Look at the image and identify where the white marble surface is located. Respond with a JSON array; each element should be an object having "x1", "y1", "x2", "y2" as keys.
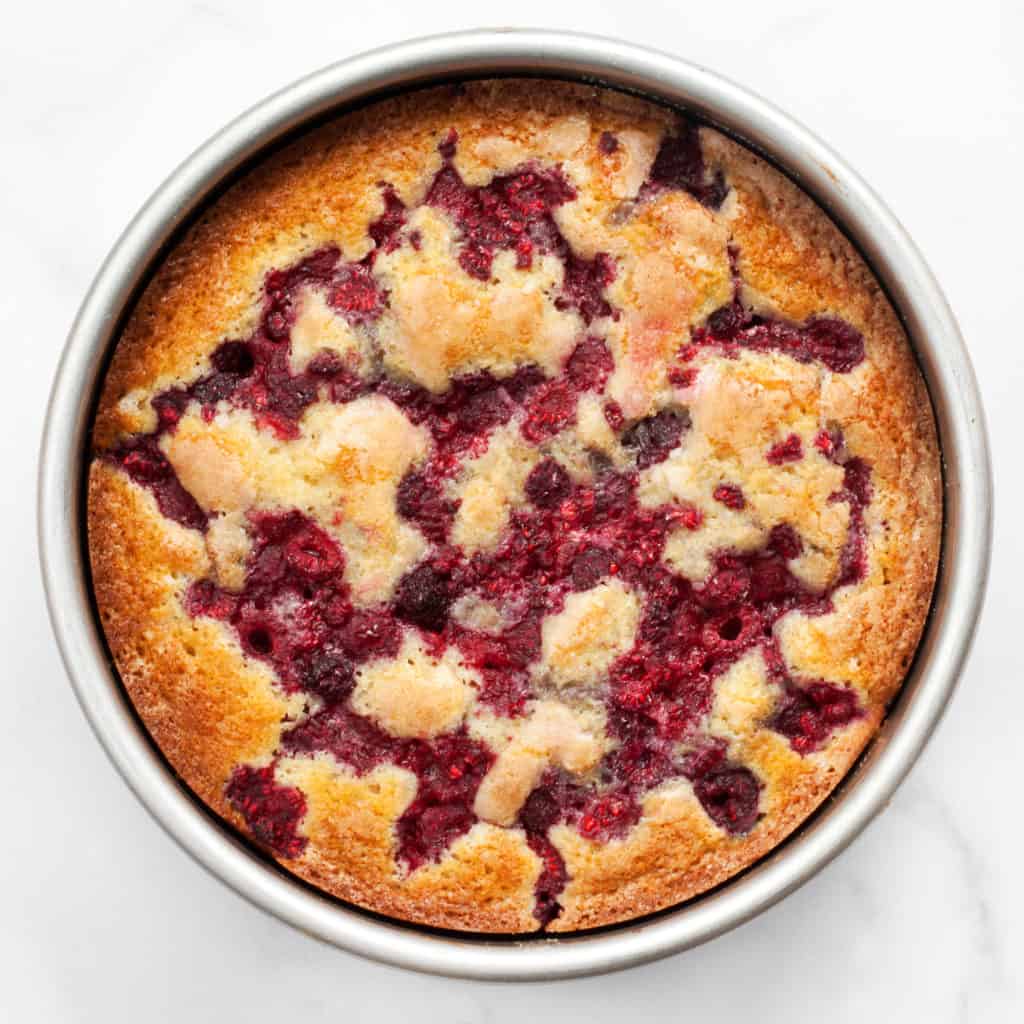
[{"x1": 3, "y1": 1, "x2": 1021, "y2": 1019}]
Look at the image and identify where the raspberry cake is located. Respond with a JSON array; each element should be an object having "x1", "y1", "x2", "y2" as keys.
[{"x1": 87, "y1": 80, "x2": 941, "y2": 933}]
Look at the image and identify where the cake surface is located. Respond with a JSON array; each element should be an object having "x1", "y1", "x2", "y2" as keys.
[{"x1": 87, "y1": 80, "x2": 941, "y2": 933}]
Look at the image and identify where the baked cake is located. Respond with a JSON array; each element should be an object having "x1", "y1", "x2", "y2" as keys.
[{"x1": 87, "y1": 80, "x2": 941, "y2": 933}]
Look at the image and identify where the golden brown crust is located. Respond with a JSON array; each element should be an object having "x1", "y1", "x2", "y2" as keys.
[
  {"x1": 87, "y1": 79, "x2": 941, "y2": 934},
  {"x1": 88, "y1": 462, "x2": 291, "y2": 816},
  {"x1": 279, "y1": 758, "x2": 539, "y2": 932},
  {"x1": 708, "y1": 131, "x2": 942, "y2": 706},
  {"x1": 549, "y1": 714, "x2": 881, "y2": 931},
  {"x1": 89, "y1": 463, "x2": 542, "y2": 932}
]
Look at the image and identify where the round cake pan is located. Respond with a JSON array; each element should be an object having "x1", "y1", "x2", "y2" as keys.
[{"x1": 38, "y1": 29, "x2": 992, "y2": 980}]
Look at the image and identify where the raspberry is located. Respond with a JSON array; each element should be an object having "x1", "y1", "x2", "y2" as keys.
[
  {"x1": 300, "y1": 649, "x2": 355, "y2": 704},
  {"x1": 772, "y1": 681, "x2": 863, "y2": 753},
  {"x1": 565, "y1": 336, "x2": 614, "y2": 390},
  {"x1": 396, "y1": 469, "x2": 456, "y2": 543},
  {"x1": 578, "y1": 792, "x2": 640, "y2": 840},
  {"x1": 698, "y1": 560, "x2": 751, "y2": 609},
  {"x1": 641, "y1": 121, "x2": 729, "y2": 209},
  {"x1": 341, "y1": 609, "x2": 402, "y2": 662},
  {"x1": 621, "y1": 409, "x2": 689, "y2": 468},
  {"x1": 603, "y1": 400, "x2": 625, "y2": 432},
  {"x1": 525, "y1": 458, "x2": 572, "y2": 508},
  {"x1": 668, "y1": 366, "x2": 699, "y2": 389},
  {"x1": 570, "y1": 547, "x2": 613, "y2": 590},
  {"x1": 693, "y1": 766, "x2": 761, "y2": 834},
  {"x1": 556, "y1": 253, "x2": 616, "y2": 324},
  {"x1": 713, "y1": 483, "x2": 745, "y2": 510},
  {"x1": 284, "y1": 524, "x2": 343, "y2": 580},
  {"x1": 225, "y1": 764, "x2": 307, "y2": 858},
  {"x1": 210, "y1": 340, "x2": 255, "y2": 375},
  {"x1": 766, "y1": 433, "x2": 804, "y2": 465},
  {"x1": 394, "y1": 564, "x2": 452, "y2": 633},
  {"x1": 521, "y1": 379, "x2": 577, "y2": 444},
  {"x1": 329, "y1": 264, "x2": 383, "y2": 322}
]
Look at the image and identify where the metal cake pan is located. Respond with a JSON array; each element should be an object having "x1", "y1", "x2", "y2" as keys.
[{"x1": 38, "y1": 29, "x2": 992, "y2": 980}]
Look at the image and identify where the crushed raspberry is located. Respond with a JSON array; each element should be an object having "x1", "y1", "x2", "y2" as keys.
[
  {"x1": 677, "y1": 504, "x2": 704, "y2": 530},
  {"x1": 183, "y1": 509, "x2": 406, "y2": 697},
  {"x1": 284, "y1": 706, "x2": 493, "y2": 870},
  {"x1": 379, "y1": 371, "x2": 527, "y2": 480},
  {"x1": 109, "y1": 437, "x2": 207, "y2": 531},
  {"x1": 695, "y1": 304, "x2": 865, "y2": 373},
  {"x1": 328, "y1": 264, "x2": 383, "y2": 321},
  {"x1": 556, "y1": 252, "x2": 616, "y2": 323},
  {"x1": 570, "y1": 546, "x2": 614, "y2": 590},
  {"x1": 472, "y1": 667, "x2": 533, "y2": 718},
  {"x1": 669, "y1": 366, "x2": 699, "y2": 389},
  {"x1": 832, "y1": 457, "x2": 873, "y2": 587},
  {"x1": 184, "y1": 579, "x2": 236, "y2": 620},
  {"x1": 713, "y1": 483, "x2": 746, "y2": 510},
  {"x1": 521, "y1": 379, "x2": 578, "y2": 443},
  {"x1": 427, "y1": 136, "x2": 618, "y2": 322},
  {"x1": 814, "y1": 426, "x2": 844, "y2": 459},
  {"x1": 641, "y1": 121, "x2": 729, "y2": 209},
  {"x1": 604, "y1": 717, "x2": 681, "y2": 791},
  {"x1": 426, "y1": 159, "x2": 575, "y2": 280},
  {"x1": 525, "y1": 458, "x2": 572, "y2": 508},
  {"x1": 225, "y1": 764, "x2": 307, "y2": 858},
  {"x1": 437, "y1": 128, "x2": 458, "y2": 160},
  {"x1": 393, "y1": 732, "x2": 494, "y2": 870},
  {"x1": 338, "y1": 608, "x2": 398, "y2": 657},
  {"x1": 603, "y1": 400, "x2": 625, "y2": 432},
  {"x1": 681, "y1": 739, "x2": 728, "y2": 781},
  {"x1": 110, "y1": 239, "x2": 396, "y2": 459},
  {"x1": 841, "y1": 456, "x2": 873, "y2": 507},
  {"x1": 518, "y1": 771, "x2": 589, "y2": 922},
  {"x1": 691, "y1": 248, "x2": 864, "y2": 373},
  {"x1": 396, "y1": 469, "x2": 458, "y2": 543},
  {"x1": 366, "y1": 184, "x2": 407, "y2": 256},
  {"x1": 578, "y1": 791, "x2": 642, "y2": 841},
  {"x1": 283, "y1": 702, "x2": 393, "y2": 774},
  {"x1": 692, "y1": 766, "x2": 762, "y2": 834},
  {"x1": 527, "y1": 833, "x2": 569, "y2": 924},
  {"x1": 565, "y1": 336, "x2": 614, "y2": 391},
  {"x1": 621, "y1": 409, "x2": 690, "y2": 468},
  {"x1": 766, "y1": 434, "x2": 804, "y2": 465},
  {"x1": 772, "y1": 681, "x2": 864, "y2": 753},
  {"x1": 598, "y1": 131, "x2": 619, "y2": 155},
  {"x1": 769, "y1": 523, "x2": 803, "y2": 560}
]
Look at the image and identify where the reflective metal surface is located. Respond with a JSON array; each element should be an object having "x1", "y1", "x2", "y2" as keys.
[{"x1": 38, "y1": 30, "x2": 992, "y2": 980}]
